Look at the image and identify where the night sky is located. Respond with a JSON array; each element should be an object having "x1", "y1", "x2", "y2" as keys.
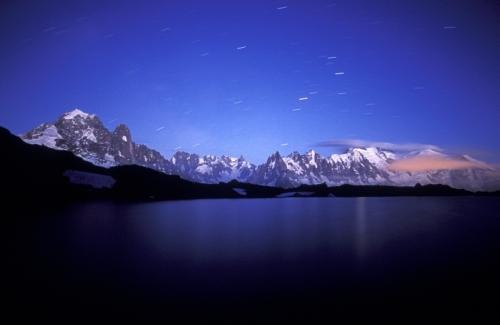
[{"x1": 1, "y1": 0, "x2": 499, "y2": 163}]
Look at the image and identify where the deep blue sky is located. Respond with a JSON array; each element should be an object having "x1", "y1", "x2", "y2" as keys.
[{"x1": 1, "y1": 0, "x2": 499, "y2": 163}]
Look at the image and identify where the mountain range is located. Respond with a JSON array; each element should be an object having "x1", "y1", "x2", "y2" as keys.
[{"x1": 21, "y1": 109, "x2": 500, "y2": 191}]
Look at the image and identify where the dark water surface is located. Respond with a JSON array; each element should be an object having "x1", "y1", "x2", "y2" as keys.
[{"x1": 7, "y1": 197, "x2": 500, "y2": 322}]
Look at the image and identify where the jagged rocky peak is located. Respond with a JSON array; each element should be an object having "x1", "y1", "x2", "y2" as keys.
[
  {"x1": 172, "y1": 150, "x2": 198, "y2": 162},
  {"x1": 287, "y1": 151, "x2": 301, "y2": 159},
  {"x1": 219, "y1": 155, "x2": 249, "y2": 167},
  {"x1": 111, "y1": 124, "x2": 135, "y2": 164},
  {"x1": 220, "y1": 155, "x2": 232, "y2": 162},
  {"x1": 61, "y1": 108, "x2": 96, "y2": 121},
  {"x1": 113, "y1": 124, "x2": 132, "y2": 143},
  {"x1": 23, "y1": 109, "x2": 113, "y2": 164},
  {"x1": 53, "y1": 109, "x2": 103, "y2": 133},
  {"x1": 204, "y1": 154, "x2": 219, "y2": 163},
  {"x1": 21, "y1": 108, "x2": 173, "y2": 170},
  {"x1": 306, "y1": 149, "x2": 321, "y2": 165},
  {"x1": 265, "y1": 151, "x2": 289, "y2": 170},
  {"x1": 231, "y1": 155, "x2": 251, "y2": 168},
  {"x1": 236, "y1": 155, "x2": 254, "y2": 168},
  {"x1": 268, "y1": 151, "x2": 283, "y2": 161},
  {"x1": 171, "y1": 151, "x2": 201, "y2": 175}
]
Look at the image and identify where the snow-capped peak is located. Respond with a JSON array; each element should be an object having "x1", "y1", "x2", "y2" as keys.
[
  {"x1": 328, "y1": 147, "x2": 395, "y2": 170},
  {"x1": 269, "y1": 151, "x2": 282, "y2": 159},
  {"x1": 306, "y1": 149, "x2": 318, "y2": 168},
  {"x1": 306, "y1": 149, "x2": 317, "y2": 159},
  {"x1": 355, "y1": 147, "x2": 393, "y2": 164},
  {"x1": 410, "y1": 148, "x2": 445, "y2": 157},
  {"x1": 63, "y1": 108, "x2": 95, "y2": 120}
]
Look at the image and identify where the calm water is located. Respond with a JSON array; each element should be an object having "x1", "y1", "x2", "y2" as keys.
[{"x1": 7, "y1": 197, "x2": 500, "y2": 322}]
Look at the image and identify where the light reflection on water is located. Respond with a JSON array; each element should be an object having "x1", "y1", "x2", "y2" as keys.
[
  {"x1": 59, "y1": 196, "x2": 483, "y2": 267},
  {"x1": 355, "y1": 197, "x2": 367, "y2": 262},
  {"x1": 11, "y1": 196, "x2": 500, "y2": 316}
]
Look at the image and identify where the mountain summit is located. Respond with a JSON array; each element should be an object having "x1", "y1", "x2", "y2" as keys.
[
  {"x1": 23, "y1": 109, "x2": 173, "y2": 172},
  {"x1": 21, "y1": 109, "x2": 499, "y2": 191}
]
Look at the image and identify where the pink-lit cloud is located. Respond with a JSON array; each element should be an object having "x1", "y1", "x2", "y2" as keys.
[{"x1": 388, "y1": 155, "x2": 492, "y2": 172}]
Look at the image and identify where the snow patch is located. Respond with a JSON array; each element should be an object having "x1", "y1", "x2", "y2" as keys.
[
  {"x1": 283, "y1": 157, "x2": 304, "y2": 174},
  {"x1": 23, "y1": 125, "x2": 62, "y2": 149},
  {"x1": 307, "y1": 150, "x2": 318, "y2": 168},
  {"x1": 233, "y1": 188, "x2": 247, "y2": 196},
  {"x1": 102, "y1": 153, "x2": 116, "y2": 167},
  {"x1": 63, "y1": 109, "x2": 93, "y2": 120},
  {"x1": 196, "y1": 164, "x2": 212, "y2": 174},
  {"x1": 82, "y1": 128, "x2": 97, "y2": 142}
]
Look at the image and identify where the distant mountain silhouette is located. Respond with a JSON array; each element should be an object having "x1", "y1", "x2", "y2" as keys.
[
  {"x1": 1, "y1": 126, "x2": 498, "y2": 207},
  {"x1": 21, "y1": 109, "x2": 500, "y2": 191}
]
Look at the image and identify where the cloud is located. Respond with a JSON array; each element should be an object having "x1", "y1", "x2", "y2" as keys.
[
  {"x1": 316, "y1": 139, "x2": 441, "y2": 152},
  {"x1": 298, "y1": 97, "x2": 309, "y2": 101},
  {"x1": 281, "y1": 143, "x2": 289, "y2": 146},
  {"x1": 388, "y1": 156, "x2": 491, "y2": 172},
  {"x1": 317, "y1": 138, "x2": 495, "y2": 172},
  {"x1": 155, "y1": 126, "x2": 165, "y2": 132}
]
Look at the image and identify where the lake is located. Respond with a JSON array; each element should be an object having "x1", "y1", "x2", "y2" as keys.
[{"x1": 7, "y1": 197, "x2": 500, "y2": 322}]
